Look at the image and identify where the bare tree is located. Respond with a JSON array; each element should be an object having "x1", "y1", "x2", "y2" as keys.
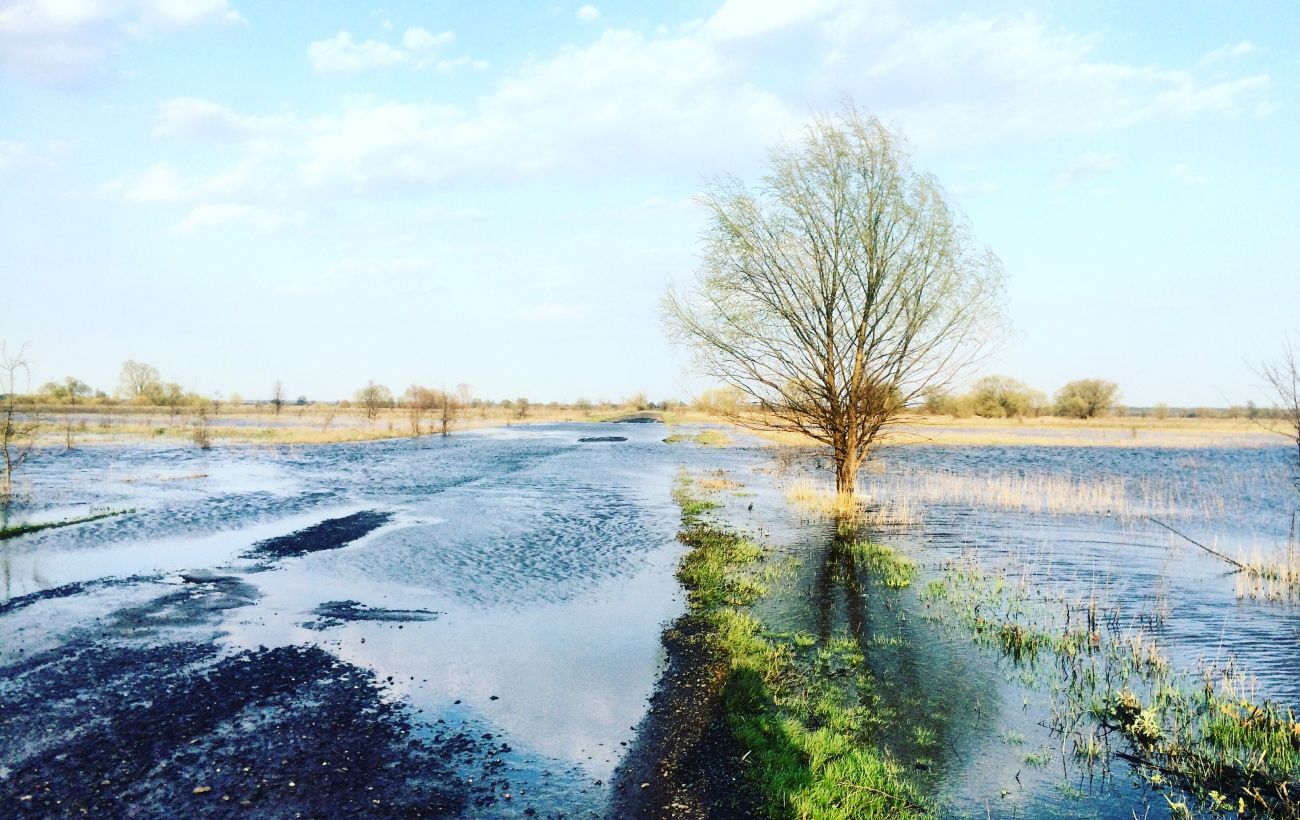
[
  {"x1": 1261, "y1": 337, "x2": 1300, "y2": 468},
  {"x1": 119, "y1": 360, "x2": 161, "y2": 401},
  {"x1": 271, "y1": 380, "x2": 285, "y2": 415},
  {"x1": 192, "y1": 406, "x2": 212, "y2": 450},
  {"x1": 2, "y1": 344, "x2": 39, "y2": 498},
  {"x1": 403, "y1": 385, "x2": 437, "y2": 436},
  {"x1": 664, "y1": 106, "x2": 1006, "y2": 495},
  {"x1": 355, "y1": 380, "x2": 394, "y2": 422},
  {"x1": 438, "y1": 389, "x2": 460, "y2": 437}
]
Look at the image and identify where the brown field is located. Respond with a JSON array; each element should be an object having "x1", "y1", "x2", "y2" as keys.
[{"x1": 753, "y1": 414, "x2": 1288, "y2": 449}]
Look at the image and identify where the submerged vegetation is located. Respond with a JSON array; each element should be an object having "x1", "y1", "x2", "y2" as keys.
[
  {"x1": 921, "y1": 559, "x2": 1300, "y2": 816},
  {"x1": 0, "y1": 508, "x2": 134, "y2": 541},
  {"x1": 671, "y1": 472, "x2": 927, "y2": 818}
]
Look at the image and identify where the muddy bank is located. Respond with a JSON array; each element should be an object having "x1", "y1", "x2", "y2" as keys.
[
  {"x1": 0, "y1": 555, "x2": 510, "y2": 818},
  {"x1": 1, "y1": 642, "x2": 475, "y2": 817},
  {"x1": 609, "y1": 613, "x2": 759, "y2": 819}
]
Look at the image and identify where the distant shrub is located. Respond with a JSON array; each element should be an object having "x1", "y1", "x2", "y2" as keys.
[
  {"x1": 968, "y1": 375, "x2": 1039, "y2": 418},
  {"x1": 1054, "y1": 379, "x2": 1119, "y2": 419}
]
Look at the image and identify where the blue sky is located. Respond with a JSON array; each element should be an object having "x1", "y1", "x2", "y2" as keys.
[{"x1": 1, "y1": 0, "x2": 1296, "y2": 405}]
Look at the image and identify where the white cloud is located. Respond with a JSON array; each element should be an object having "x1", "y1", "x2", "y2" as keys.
[
  {"x1": 308, "y1": 26, "x2": 465, "y2": 74},
  {"x1": 949, "y1": 180, "x2": 998, "y2": 198},
  {"x1": 0, "y1": 0, "x2": 244, "y2": 86},
  {"x1": 0, "y1": 141, "x2": 34, "y2": 174},
  {"x1": 105, "y1": 2, "x2": 1276, "y2": 234},
  {"x1": 402, "y1": 26, "x2": 454, "y2": 51},
  {"x1": 1052, "y1": 152, "x2": 1119, "y2": 189},
  {"x1": 103, "y1": 161, "x2": 190, "y2": 203},
  {"x1": 171, "y1": 203, "x2": 302, "y2": 235},
  {"x1": 810, "y1": 11, "x2": 1273, "y2": 147},
  {"x1": 1198, "y1": 41, "x2": 1256, "y2": 67},
  {"x1": 576, "y1": 5, "x2": 600, "y2": 23},
  {"x1": 1168, "y1": 163, "x2": 1208, "y2": 185},
  {"x1": 513, "y1": 302, "x2": 586, "y2": 322},
  {"x1": 277, "y1": 257, "x2": 440, "y2": 295},
  {"x1": 153, "y1": 97, "x2": 284, "y2": 141},
  {"x1": 705, "y1": 0, "x2": 829, "y2": 40}
]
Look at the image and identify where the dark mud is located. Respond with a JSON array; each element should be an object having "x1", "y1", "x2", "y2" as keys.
[
  {"x1": 610, "y1": 614, "x2": 759, "y2": 819},
  {"x1": 304, "y1": 600, "x2": 441, "y2": 630},
  {"x1": 0, "y1": 641, "x2": 475, "y2": 817},
  {"x1": 244, "y1": 510, "x2": 392, "y2": 560},
  {"x1": 0, "y1": 575, "x2": 151, "y2": 616},
  {"x1": 0, "y1": 553, "x2": 507, "y2": 818}
]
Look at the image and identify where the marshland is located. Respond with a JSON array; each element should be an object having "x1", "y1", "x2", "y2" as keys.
[
  {"x1": 6, "y1": 3, "x2": 1300, "y2": 818},
  {"x1": 3, "y1": 390, "x2": 1298, "y2": 817}
]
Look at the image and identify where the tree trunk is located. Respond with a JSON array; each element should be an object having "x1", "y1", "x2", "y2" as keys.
[{"x1": 834, "y1": 449, "x2": 860, "y2": 497}]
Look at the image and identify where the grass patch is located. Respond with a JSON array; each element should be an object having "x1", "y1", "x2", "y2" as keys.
[
  {"x1": 922, "y1": 560, "x2": 1300, "y2": 816},
  {"x1": 664, "y1": 429, "x2": 732, "y2": 447},
  {"x1": 672, "y1": 475, "x2": 926, "y2": 819},
  {"x1": 848, "y1": 541, "x2": 917, "y2": 589},
  {"x1": 0, "y1": 508, "x2": 134, "y2": 540}
]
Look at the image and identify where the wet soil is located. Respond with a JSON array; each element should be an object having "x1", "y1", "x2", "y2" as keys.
[
  {"x1": 305, "y1": 600, "x2": 441, "y2": 629},
  {"x1": 0, "y1": 567, "x2": 505, "y2": 818},
  {"x1": 609, "y1": 614, "x2": 760, "y2": 819},
  {"x1": 244, "y1": 510, "x2": 392, "y2": 560}
]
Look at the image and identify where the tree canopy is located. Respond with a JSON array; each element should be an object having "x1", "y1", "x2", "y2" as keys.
[{"x1": 665, "y1": 106, "x2": 1006, "y2": 493}]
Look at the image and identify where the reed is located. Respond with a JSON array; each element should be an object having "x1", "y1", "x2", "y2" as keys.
[
  {"x1": 859, "y1": 468, "x2": 1177, "y2": 518},
  {"x1": 785, "y1": 479, "x2": 918, "y2": 526}
]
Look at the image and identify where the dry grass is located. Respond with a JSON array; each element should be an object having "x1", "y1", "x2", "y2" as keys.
[
  {"x1": 785, "y1": 478, "x2": 918, "y2": 526},
  {"x1": 860, "y1": 469, "x2": 1176, "y2": 518},
  {"x1": 747, "y1": 414, "x2": 1286, "y2": 449},
  {"x1": 26, "y1": 405, "x2": 609, "y2": 447},
  {"x1": 1235, "y1": 541, "x2": 1300, "y2": 602},
  {"x1": 784, "y1": 467, "x2": 1183, "y2": 521}
]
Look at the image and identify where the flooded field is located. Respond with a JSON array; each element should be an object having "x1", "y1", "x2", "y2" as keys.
[
  {"x1": 0, "y1": 422, "x2": 737, "y2": 816},
  {"x1": 725, "y1": 441, "x2": 1300, "y2": 817},
  {"x1": 1, "y1": 424, "x2": 1296, "y2": 817}
]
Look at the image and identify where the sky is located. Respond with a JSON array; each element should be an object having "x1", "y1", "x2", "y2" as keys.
[{"x1": 1, "y1": 0, "x2": 1297, "y2": 406}]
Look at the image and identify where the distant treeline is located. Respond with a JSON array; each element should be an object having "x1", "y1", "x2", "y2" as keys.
[
  {"x1": 3, "y1": 361, "x2": 1287, "y2": 422},
  {"x1": 2, "y1": 360, "x2": 685, "y2": 417},
  {"x1": 919, "y1": 376, "x2": 1286, "y2": 420}
]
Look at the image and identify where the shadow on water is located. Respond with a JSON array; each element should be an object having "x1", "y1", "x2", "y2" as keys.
[{"x1": 803, "y1": 530, "x2": 997, "y2": 784}]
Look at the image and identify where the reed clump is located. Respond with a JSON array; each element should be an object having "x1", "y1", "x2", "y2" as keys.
[
  {"x1": 860, "y1": 469, "x2": 1177, "y2": 518},
  {"x1": 786, "y1": 479, "x2": 918, "y2": 526}
]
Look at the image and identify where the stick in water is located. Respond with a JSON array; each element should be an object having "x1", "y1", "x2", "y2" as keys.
[{"x1": 1144, "y1": 515, "x2": 1244, "y2": 571}]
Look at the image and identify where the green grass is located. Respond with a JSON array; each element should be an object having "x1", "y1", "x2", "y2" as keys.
[
  {"x1": 664, "y1": 429, "x2": 732, "y2": 447},
  {"x1": 0, "y1": 508, "x2": 134, "y2": 540},
  {"x1": 849, "y1": 541, "x2": 917, "y2": 589},
  {"x1": 672, "y1": 476, "x2": 927, "y2": 819},
  {"x1": 921, "y1": 560, "x2": 1300, "y2": 817}
]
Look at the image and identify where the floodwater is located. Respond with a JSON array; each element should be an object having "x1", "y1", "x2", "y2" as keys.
[
  {"x1": 2, "y1": 424, "x2": 1296, "y2": 818},
  {"x1": 0, "y1": 422, "x2": 742, "y2": 817},
  {"x1": 726, "y1": 442, "x2": 1300, "y2": 818}
]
